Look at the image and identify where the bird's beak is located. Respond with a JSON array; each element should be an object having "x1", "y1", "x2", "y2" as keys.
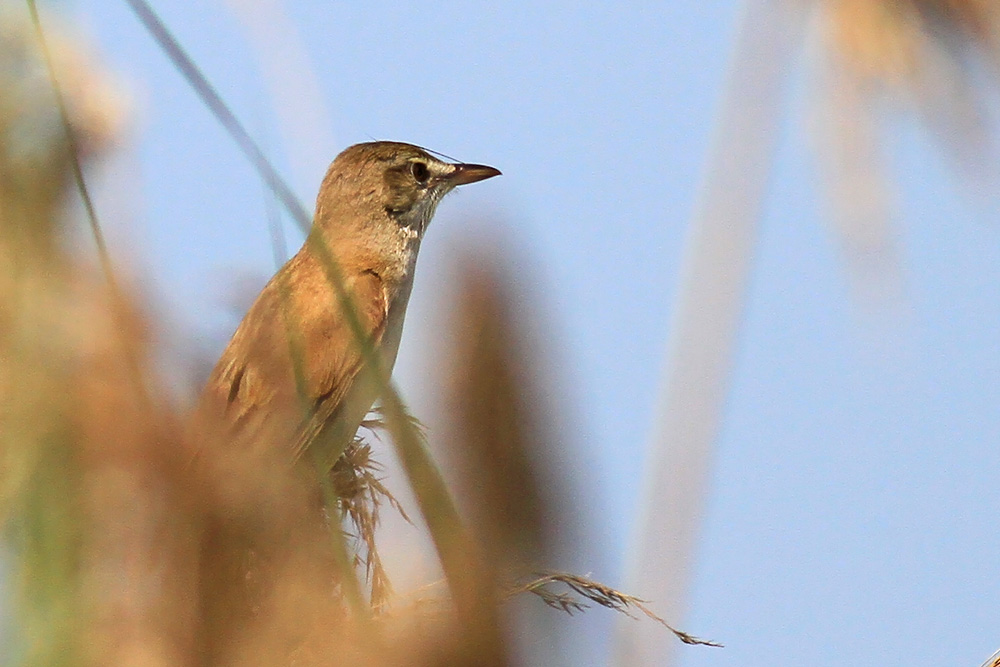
[{"x1": 448, "y1": 163, "x2": 502, "y2": 186}]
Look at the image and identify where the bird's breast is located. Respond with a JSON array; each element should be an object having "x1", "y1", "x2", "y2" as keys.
[{"x1": 378, "y1": 274, "x2": 416, "y2": 373}]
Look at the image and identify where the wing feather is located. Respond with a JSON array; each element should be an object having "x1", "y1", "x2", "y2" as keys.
[
  {"x1": 194, "y1": 254, "x2": 388, "y2": 468},
  {"x1": 291, "y1": 268, "x2": 387, "y2": 466}
]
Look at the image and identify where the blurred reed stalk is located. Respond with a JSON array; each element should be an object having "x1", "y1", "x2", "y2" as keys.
[
  {"x1": 438, "y1": 250, "x2": 555, "y2": 571},
  {"x1": 812, "y1": 0, "x2": 1000, "y2": 303},
  {"x1": 222, "y1": 0, "x2": 337, "y2": 205},
  {"x1": 614, "y1": 2, "x2": 804, "y2": 665},
  {"x1": 1, "y1": 7, "x2": 201, "y2": 666},
  {"x1": 437, "y1": 248, "x2": 720, "y2": 661}
]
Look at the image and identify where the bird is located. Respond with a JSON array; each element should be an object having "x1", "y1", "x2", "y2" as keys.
[{"x1": 193, "y1": 141, "x2": 501, "y2": 473}]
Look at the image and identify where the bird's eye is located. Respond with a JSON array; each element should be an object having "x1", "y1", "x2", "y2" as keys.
[{"x1": 410, "y1": 161, "x2": 430, "y2": 184}]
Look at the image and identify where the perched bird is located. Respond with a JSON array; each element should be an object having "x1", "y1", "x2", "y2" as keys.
[{"x1": 194, "y1": 141, "x2": 500, "y2": 472}]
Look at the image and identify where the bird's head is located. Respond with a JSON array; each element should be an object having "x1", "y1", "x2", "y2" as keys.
[{"x1": 314, "y1": 141, "x2": 500, "y2": 245}]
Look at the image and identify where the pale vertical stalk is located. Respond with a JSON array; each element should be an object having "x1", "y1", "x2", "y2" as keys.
[
  {"x1": 221, "y1": 0, "x2": 337, "y2": 200},
  {"x1": 612, "y1": 2, "x2": 805, "y2": 665}
]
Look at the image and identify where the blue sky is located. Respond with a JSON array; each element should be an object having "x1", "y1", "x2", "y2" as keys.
[{"x1": 59, "y1": 1, "x2": 1000, "y2": 665}]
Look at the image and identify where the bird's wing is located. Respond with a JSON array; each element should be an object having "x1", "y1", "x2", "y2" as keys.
[
  {"x1": 195, "y1": 278, "x2": 290, "y2": 453},
  {"x1": 289, "y1": 267, "x2": 388, "y2": 467},
  {"x1": 195, "y1": 263, "x2": 387, "y2": 466}
]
